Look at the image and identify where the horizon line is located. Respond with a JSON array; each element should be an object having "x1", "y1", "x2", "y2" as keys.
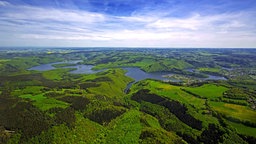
[{"x1": 1, "y1": 46, "x2": 256, "y2": 49}]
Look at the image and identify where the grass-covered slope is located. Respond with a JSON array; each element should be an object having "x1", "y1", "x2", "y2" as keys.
[{"x1": 88, "y1": 52, "x2": 192, "y2": 72}]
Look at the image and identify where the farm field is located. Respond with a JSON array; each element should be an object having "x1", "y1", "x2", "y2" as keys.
[
  {"x1": 184, "y1": 84, "x2": 229, "y2": 99},
  {"x1": 209, "y1": 102, "x2": 256, "y2": 124}
]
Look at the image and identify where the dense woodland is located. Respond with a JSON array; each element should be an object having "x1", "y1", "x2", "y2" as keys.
[{"x1": 0, "y1": 48, "x2": 256, "y2": 143}]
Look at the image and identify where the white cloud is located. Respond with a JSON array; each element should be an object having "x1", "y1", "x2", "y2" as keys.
[
  {"x1": 147, "y1": 14, "x2": 202, "y2": 30},
  {"x1": 0, "y1": 1, "x2": 9, "y2": 6},
  {"x1": 147, "y1": 12, "x2": 251, "y2": 32},
  {"x1": 0, "y1": 1, "x2": 256, "y2": 47},
  {"x1": 3, "y1": 5, "x2": 105, "y2": 24}
]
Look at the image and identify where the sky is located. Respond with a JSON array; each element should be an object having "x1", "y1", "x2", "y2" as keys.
[{"x1": 0, "y1": 0, "x2": 256, "y2": 48}]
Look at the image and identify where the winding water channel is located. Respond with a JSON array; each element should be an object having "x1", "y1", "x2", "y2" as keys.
[{"x1": 28, "y1": 61, "x2": 226, "y2": 93}]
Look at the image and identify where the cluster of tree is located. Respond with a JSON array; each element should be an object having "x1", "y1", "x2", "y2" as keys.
[
  {"x1": 1, "y1": 64, "x2": 20, "y2": 73},
  {"x1": 85, "y1": 106, "x2": 126, "y2": 125},
  {"x1": 137, "y1": 98, "x2": 246, "y2": 144},
  {"x1": 87, "y1": 76, "x2": 112, "y2": 82},
  {"x1": 59, "y1": 96, "x2": 89, "y2": 111},
  {"x1": 214, "y1": 56, "x2": 251, "y2": 67},
  {"x1": 0, "y1": 102, "x2": 52, "y2": 142},
  {"x1": 139, "y1": 101, "x2": 184, "y2": 131},
  {"x1": 0, "y1": 55, "x2": 63, "y2": 75},
  {"x1": 181, "y1": 88, "x2": 205, "y2": 99},
  {"x1": 176, "y1": 132, "x2": 199, "y2": 144},
  {"x1": 223, "y1": 88, "x2": 248, "y2": 100},
  {"x1": 45, "y1": 91, "x2": 64, "y2": 97},
  {"x1": 0, "y1": 72, "x2": 90, "y2": 94},
  {"x1": 221, "y1": 99, "x2": 248, "y2": 106},
  {"x1": 55, "y1": 107, "x2": 76, "y2": 128},
  {"x1": 239, "y1": 134, "x2": 256, "y2": 144},
  {"x1": 125, "y1": 57, "x2": 144, "y2": 64},
  {"x1": 79, "y1": 82, "x2": 100, "y2": 89},
  {"x1": 161, "y1": 100, "x2": 202, "y2": 130},
  {"x1": 169, "y1": 68, "x2": 208, "y2": 78},
  {"x1": 186, "y1": 81, "x2": 212, "y2": 87},
  {"x1": 199, "y1": 124, "x2": 225, "y2": 144},
  {"x1": 132, "y1": 89, "x2": 202, "y2": 130},
  {"x1": 185, "y1": 59, "x2": 217, "y2": 68},
  {"x1": 0, "y1": 73, "x2": 58, "y2": 89},
  {"x1": 165, "y1": 81, "x2": 184, "y2": 86},
  {"x1": 131, "y1": 89, "x2": 166, "y2": 103},
  {"x1": 139, "y1": 128, "x2": 185, "y2": 144},
  {"x1": 95, "y1": 57, "x2": 118, "y2": 64},
  {"x1": 0, "y1": 88, "x2": 78, "y2": 143},
  {"x1": 221, "y1": 114, "x2": 256, "y2": 128},
  {"x1": 178, "y1": 123, "x2": 251, "y2": 144}
]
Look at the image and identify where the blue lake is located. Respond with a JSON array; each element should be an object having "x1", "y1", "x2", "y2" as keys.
[
  {"x1": 64, "y1": 65, "x2": 102, "y2": 74},
  {"x1": 28, "y1": 61, "x2": 226, "y2": 81},
  {"x1": 123, "y1": 67, "x2": 176, "y2": 82},
  {"x1": 28, "y1": 61, "x2": 226, "y2": 93}
]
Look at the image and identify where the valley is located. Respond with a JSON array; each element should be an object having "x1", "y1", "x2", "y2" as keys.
[{"x1": 0, "y1": 48, "x2": 256, "y2": 144}]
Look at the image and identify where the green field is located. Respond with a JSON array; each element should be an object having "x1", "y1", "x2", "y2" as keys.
[
  {"x1": 92, "y1": 54, "x2": 192, "y2": 72},
  {"x1": 209, "y1": 101, "x2": 256, "y2": 124},
  {"x1": 42, "y1": 68, "x2": 74, "y2": 81},
  {"x1": 19, "y1": 94, "x2": 69, "y2": 111},
  {"x1": 226, "y1": 120, "x2": 256, "y2": 137},
  {"x1": 0, "y1": 59, "x2": 9, "y2": 67},
  {"x1": 198, "y1": 67, "x2": 222, "y2": 73},
  {"x1": 12, "y1": 86, "x2": 44, "y2": 96},
  {"x1": 184, "y1": 84, "x2": 228, "y2": 99}
]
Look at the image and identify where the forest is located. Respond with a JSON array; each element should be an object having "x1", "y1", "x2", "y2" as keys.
[{"x1": 0, "y1": 47, "x2": 256, "y2": 144}]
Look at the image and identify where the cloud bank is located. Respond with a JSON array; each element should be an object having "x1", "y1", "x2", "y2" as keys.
[{"x1": 0, "y1": 0, "x2": 256, "y2": 48}]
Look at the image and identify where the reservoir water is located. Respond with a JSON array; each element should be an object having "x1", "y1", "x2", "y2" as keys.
[
  {"x1": 64, "y1": 65, "x2": 102, "y2": 74},
  {"x1": 123, "y1": 67, "x2": 175, "y2": 82},
  {"x1": 28, "y1": 62, "x2": 63, "y2": 71},
  {"x1": 28, "y1": 61, "x2": 226, "y2": 93},
  {"x1": 28, "y1": 60, "x2": 100, "y2": 74}
]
